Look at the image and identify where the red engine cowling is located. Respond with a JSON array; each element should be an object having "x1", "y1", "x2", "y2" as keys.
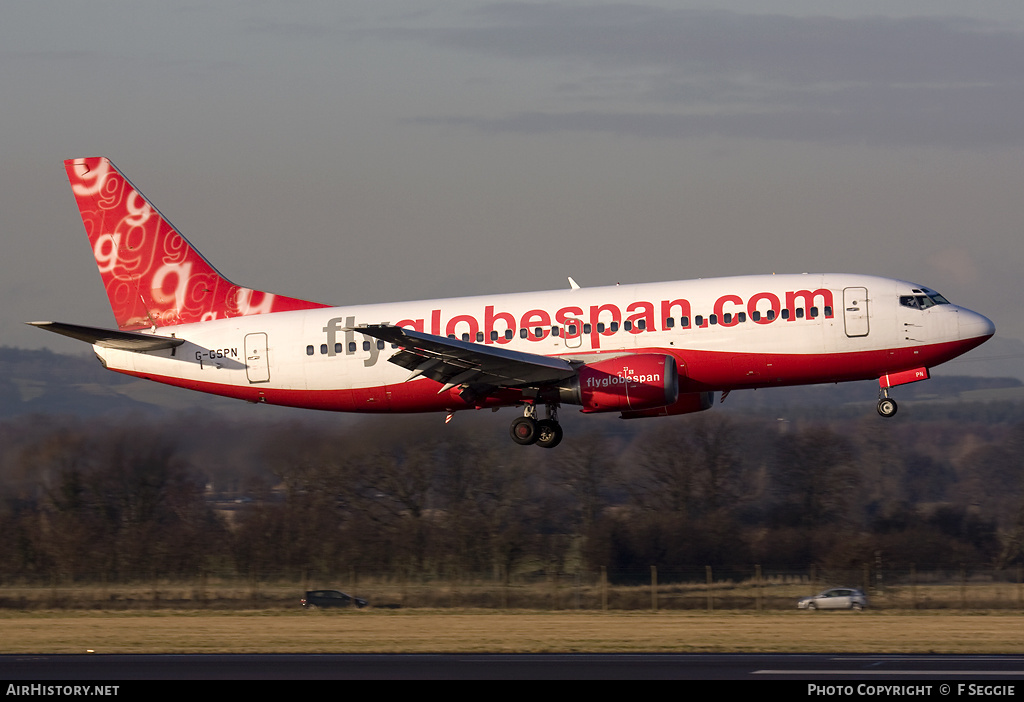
[
  {"x1": 619, "y1": 391, "x2": 715, "y2": 419},
  {"x1": 560, "y1": 354, "x2": 679, "y2": 413}
]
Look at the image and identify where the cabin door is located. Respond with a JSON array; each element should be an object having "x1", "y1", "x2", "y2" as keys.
[
  {"x1": 244, "y1": 332, "x2": 271, "y2": 383},
  {"x1": 843, "y1": 287, "x2": 870, "y2": 337}
]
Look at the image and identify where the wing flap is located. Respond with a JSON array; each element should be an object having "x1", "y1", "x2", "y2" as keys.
[{"x1": 350, "y1": 324, "x2": 577, "y2": 389}]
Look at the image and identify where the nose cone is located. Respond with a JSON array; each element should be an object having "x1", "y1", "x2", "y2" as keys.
[{"x1": 959, "y1": 308, "x2": 995, "y2": 341}]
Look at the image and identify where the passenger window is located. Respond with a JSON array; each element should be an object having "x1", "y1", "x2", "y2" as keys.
[
  {"x1": 637, "y1": 319, "x2": 646, "y2": 330},
  {"x1": 610, "y1": 322, "x2": 619, "y2": 332},
  {"x1": 320, "y1": 344, "x2": 328, "y2": 355},
  {"x1": 377, "y1": 340, "x2": 385, "y2": 350},
  {"x1": 751, "y1": 311, "x2": 761, "y2": 322},
  {"x1": 476, "y1": 332, "x2": 484, "y2": 342},
  {"x1": 723, "y1": 313, "x2": 732, "y2": 324},
  {"x1": 362, "y1": 341, "x2": 370, "y2": 351},
  {"x1": 490, "y1": 331, "x2": 498, "y2": 341},
  {"x1": 665, "y1": 318, "x2": 674, "y2": 329},
  {"x1": 766, "y1": 310, "x2": 775, "y2": 321},
  {"x1": 781, "y1": 309, "x2": 790, "y2": 320},
  {"x1": 737, "y1": 312, "x2": 746, "y2": 323},
  {"x1": 306, "y1": 345, "x2": 314, "y2": 356},
  {"x1": 505, "y1": 330, "x2": 513, "y2": 340},
  {"x1": 680, "y1": 316, "x2": 689, "y2": 327},
  {"x1": 810, "y1": 307, "x2": 818, "y2": 318},
  {"x1": 462, "y1": 333, "x2": 470, "y2": 342},
  {"x1": 349, "y1": 342, "x2": 357, "y2": 352},
  {"x1": 695, "y1": 315, "x2": 704, "y2": 326},
  {"x1": 623, "y1": 321, "x2": 632, "y2": 331},
  {"x1": 520, "y1": 329, "x2": 528, "y2": 339},
  {"x1": 796, "y1": 308, "x2": 804, "y2": 319},
  {"x1": 824, "y1": 306, "x2": 832, "y2": 316},
  {"x1": 709, "y1": 314, "x2": 718, "y2": 325},
  {"x1": 552, "y1": 327, "x2": 560, "y2": 337},
  {"x1": 597, "y1": 322, "x2": 606, "y2": 332}
]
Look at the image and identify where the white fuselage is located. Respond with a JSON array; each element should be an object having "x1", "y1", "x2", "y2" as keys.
[{"x1": 92, "y1": 273, "x2": 994, "y2": 414}]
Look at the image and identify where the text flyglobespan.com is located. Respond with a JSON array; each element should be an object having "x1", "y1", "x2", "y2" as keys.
[
  {"x1": 808, "y1": 684, "x2": 1017, "y2": 696},
  {"x1": 6, "y1": 685, "x2": 119, "y2": 696}
]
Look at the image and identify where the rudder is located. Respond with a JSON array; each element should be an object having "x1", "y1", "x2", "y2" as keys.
[{"x1": 64, "y1": 157, "x2": 328, "y2": 330}]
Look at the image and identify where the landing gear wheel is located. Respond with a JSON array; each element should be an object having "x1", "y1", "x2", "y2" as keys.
[
  {"x1": 535, "y1": 419, "x2": 563, "y2": 449},
  {"x1": 510, "y1": 416, "x2": 539, "y2": 445},
  {"x1": 877, "y1": 398, "x2": 898, "y2": 418}
]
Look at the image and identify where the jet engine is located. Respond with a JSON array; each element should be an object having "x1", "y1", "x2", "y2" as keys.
[{"x1": 559, "y1": 354, "x2": 679, "y2": 413}]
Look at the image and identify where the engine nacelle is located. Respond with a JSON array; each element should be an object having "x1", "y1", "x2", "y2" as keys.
[
  {"x1": 560, "y1": 354, "x2": 679, "y2": 413},
  {"x1": 619, "y1": 390, "x2": 715, "y2": 419}
]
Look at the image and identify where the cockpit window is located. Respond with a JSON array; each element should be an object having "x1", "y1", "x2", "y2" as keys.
[{"x1": 900, "y1": 291, "x2": 950, "y2": 310}]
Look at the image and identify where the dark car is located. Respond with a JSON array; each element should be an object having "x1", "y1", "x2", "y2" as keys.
[{"x1": 301, "y1": 590, "x2": 368, "y2": 609}]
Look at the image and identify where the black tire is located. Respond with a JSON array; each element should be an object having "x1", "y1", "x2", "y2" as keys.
[
  {"x1": 510, "y1": 416, "x2": 539, "y2": 445},
  {"x1": 877, "y1": 398, "x2": 898, "y2": 418},
  {"x1": 535, "y1": 420, "x2": 563, "y2": 449},
  {"x1": 807, "y1": 602, "x2": 816, "y2": 610}
]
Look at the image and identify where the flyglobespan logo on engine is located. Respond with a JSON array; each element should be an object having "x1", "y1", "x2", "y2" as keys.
[{"x1": 585, "y1": 371, "x2": 661, "y2": 388}]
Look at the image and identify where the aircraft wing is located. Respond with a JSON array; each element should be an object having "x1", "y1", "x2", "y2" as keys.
[
  {"x1": 26, "y1": 321, "x2": 186, "y2": 351},
  {"x1": 350, "y1": 324, "x2": 578, "y2": 392}
]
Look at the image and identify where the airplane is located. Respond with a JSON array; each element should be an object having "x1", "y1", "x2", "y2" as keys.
[{"x1": 30, "y1": 157, "x2": 995, "y2": 449}]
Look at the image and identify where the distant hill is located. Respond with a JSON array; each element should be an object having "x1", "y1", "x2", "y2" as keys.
[
  {"x1": 1, "y1": 344, "x2": 1021, "y2": 421},
  {"x1": 720, "y1": 373, "x2": 1024, "y2": 421},
  {"x1": 937, "y1": 334, "x2": 1024, "y2": 381},
  {"x1": 0, "y1": 347, "x2": 305, "y2": 420}
]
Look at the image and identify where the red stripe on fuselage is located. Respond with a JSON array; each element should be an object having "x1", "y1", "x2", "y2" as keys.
[{"x1": 111, "y1": 335, "x2": 989, "y2": 414}]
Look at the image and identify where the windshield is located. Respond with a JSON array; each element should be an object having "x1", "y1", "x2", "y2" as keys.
[{"x1": 900, "y1": 290, "x2": 950, "y2": 310}]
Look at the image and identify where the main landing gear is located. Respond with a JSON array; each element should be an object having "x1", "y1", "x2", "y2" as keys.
[
  {"x1": 509, "y1": 404, "x2": 564, "y2": 449},
  {"x1": 877, "y1": 388, "x2": 898, "y2": 418}
]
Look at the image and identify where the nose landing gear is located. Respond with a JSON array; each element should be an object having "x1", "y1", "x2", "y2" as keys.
[{"x1": 509, "y1": 404, "x2": 563, "y2": 448}]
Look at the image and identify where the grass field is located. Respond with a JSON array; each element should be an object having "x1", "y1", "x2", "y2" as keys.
[
  {"x1": 2, "y1": 610, "x2": 1023, "y2": 654},
  {"x1": 3, "y1": 576, "x2": 1022, "y2": 611}
]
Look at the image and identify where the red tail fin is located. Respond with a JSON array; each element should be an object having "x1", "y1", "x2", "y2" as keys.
[{"x1": 64, "y1": 157, "x2": 329, "y2": 330}]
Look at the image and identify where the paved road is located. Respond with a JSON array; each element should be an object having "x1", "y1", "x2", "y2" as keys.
[{"x1": 2, "y1": 653, "x2": 1023, "y2": 680}]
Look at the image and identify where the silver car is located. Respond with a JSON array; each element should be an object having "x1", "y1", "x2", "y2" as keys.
[{"x1": 797, "y1": 587, "x2": 868, "y2": 610}]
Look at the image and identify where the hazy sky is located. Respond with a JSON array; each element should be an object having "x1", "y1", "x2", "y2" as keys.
[{"x1": 4, "y1": 1, "x2": 1023, "y2": 370}]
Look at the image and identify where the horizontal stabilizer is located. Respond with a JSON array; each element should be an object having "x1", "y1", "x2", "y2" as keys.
[{"x1": 26, "y1": 321, "x2": 186, "y2": 351}]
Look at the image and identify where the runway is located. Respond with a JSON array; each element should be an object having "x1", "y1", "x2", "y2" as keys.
[{"x1": 1, "y1": 653, "x2": 1022, "y2": 680}]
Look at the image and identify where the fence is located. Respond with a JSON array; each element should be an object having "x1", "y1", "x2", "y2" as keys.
[{"x1": 1, "y1": 564, "x2": 1022, "y2": 610}]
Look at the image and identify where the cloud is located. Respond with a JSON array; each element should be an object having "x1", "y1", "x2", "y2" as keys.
[
  {"x1": 387, "y1": 4, "x2": 1024, "y2": 147},
  {"x1": 450, "y1": 6, "x2": 1024, "y2": 84},
  {"x1": 925, "y1": 248, "x2": 980, "y2": 287}
]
